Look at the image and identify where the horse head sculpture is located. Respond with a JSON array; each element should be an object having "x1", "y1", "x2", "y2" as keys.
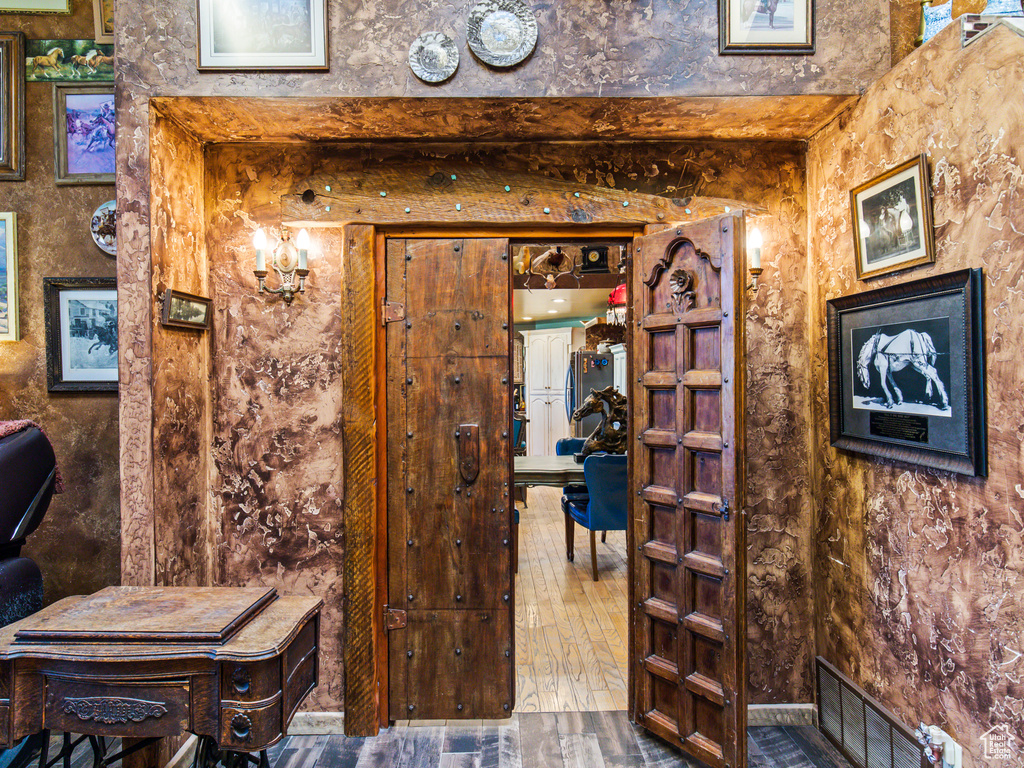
[{"x1": 572, "y1": 385, "x2": 628, "y2": 457}]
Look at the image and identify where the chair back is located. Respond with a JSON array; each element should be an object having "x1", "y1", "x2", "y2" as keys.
[
  {"x1": 555, "y1": 437, "x2": 586, "y2": 456},
  {"x1": 512, "y1": 413, "x2": 527, "y2": 452},
  {"x1": 0, "y1": 427, "x2": 56, "y2": 556},
  {"x1": 582, "y1": 453, "x2": 628, "y2": 532}
]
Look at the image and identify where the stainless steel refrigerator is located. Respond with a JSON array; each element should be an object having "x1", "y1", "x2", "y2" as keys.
[{"x1": 564, "y1": 349, "x2": 616, "y2": 438}]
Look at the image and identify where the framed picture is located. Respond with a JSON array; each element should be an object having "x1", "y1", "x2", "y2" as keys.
[
  {"x1": 93, "y1": 0, "x2": 114, "y2": 43},
  {"x1": 26, "y1": 40, "x2": 114, "y2": 82},
  {"x1": 196, "y1": 0, "x2": 328, "y2": 70},
  {"x1": 160, "y1": 289, "x2": 213, "y2": 331},
  {"x1": 53, "y1": 84, "x2": 114, "y2": 185},
  {"x1": 0, "y1": 0, "x2": 71, "y2": 12},
  {"x1": 719, "y1": 0, "x2": 814, "y2": 53},
  {"x1": 43, "y1": 277, "x2": 118, "y2": 392},
  {"x1": 0, "y1": 212, "x2": 17, "y2": 342},
  {"x1": 827, "y1": 269, "x2": 986, "y2": 477},
  {"x1": 0, "y1": 32, "x2": 25, "y2": 181},
  {"x1": 851, "y1": 155, "x2": 935, "y2": 280}
]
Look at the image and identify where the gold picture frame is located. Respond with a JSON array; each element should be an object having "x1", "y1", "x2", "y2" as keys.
[
  {"x1": 93, "y1": 0, "x2": 114, "y2": 44},
  {"x1": 0, "y1": 32, "x2": 25, "y2": 181},
  {"x1": 0, "y1": 0, "x2": 71, "y2": 12}
]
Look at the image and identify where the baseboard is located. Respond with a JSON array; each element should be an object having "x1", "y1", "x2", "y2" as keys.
[
  {"x1": 166, "y1": 734, "x2": 197, "y2": 768},
  {"x1": 288, "y1": 711, "x2": 346, "y2": 734},
  {"x1": 748, "y1": 703, "x2": 817, "y2": 727}
]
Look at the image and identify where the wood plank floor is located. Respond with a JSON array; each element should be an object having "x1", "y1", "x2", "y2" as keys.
[
  {"x1": 514, "y1": 486, "x2": 629, "y2": 713},
  {"x1": 261, "y1": 718, "x2": 853, "y2": 768}
]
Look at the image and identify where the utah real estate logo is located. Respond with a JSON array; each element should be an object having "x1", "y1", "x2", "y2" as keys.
[{"x1": 981, "y1": 723, "x2": 1015, "y2": 761}]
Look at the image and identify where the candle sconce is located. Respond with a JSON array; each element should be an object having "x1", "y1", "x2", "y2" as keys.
[
  {"x1": 253, "y1": 227, "x2": 310, "y2": 306},
  {"x1": 747, "y1": 226, "x2": 764, "y2": 292}
]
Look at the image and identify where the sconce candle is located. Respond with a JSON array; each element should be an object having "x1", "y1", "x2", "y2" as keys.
[
  {"x1": 253, "y1": 228, "x2": 267, "y2": 272},
  {"x1": 296, "y1": 228, "x2": 310, "y2": 271},
  {"x1": 748, "y1": 226, "x2": 762, "y2": 270}
]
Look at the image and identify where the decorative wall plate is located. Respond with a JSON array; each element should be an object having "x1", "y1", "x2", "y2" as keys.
[
  {"x1": 467, "y1": 0, "x2": 537, "y2": 68},
  {"x1": 90, "y1": 199, "x2": 116, "y2": 256},
  {"x1": 409, "y1": 32, "x2": 459, "y2": 83}
]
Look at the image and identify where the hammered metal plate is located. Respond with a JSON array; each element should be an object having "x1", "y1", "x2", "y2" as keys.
[
  {"x1": 466, "y1": 0, "x2": 538, "y2": 68},
  {"x1": 409, "y1": 31, "x2": 460, "y2": 83}
]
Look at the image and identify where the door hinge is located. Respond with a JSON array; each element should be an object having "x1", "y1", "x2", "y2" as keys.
[
  {"x1": 714, "y1": 497, "x2": 730, "y2": 522},
  {"x1": 382, "y1": 298, "x2": 405, "y2": 325},
  {"x1": 384, "y1": 606, "x2": 407, "y2": 631}
]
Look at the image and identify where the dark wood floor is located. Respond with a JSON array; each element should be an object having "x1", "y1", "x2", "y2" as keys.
[{"x1": 262, "y1": 714, "x2": 852, "y2": 768}]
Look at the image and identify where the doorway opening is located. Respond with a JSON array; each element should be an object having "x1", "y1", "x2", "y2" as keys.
[{"x1": 509, "y1": 237, "x2": 632, "y2": 713}]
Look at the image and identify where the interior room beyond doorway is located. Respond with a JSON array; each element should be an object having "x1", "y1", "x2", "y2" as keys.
[{"x1": 511, "y1": 239, "x2": 630, "y2": 713}]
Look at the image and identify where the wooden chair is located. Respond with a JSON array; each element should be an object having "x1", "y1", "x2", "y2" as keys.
[{"x1": 561, "y1": 453, "x2": 627, "y2": 581}]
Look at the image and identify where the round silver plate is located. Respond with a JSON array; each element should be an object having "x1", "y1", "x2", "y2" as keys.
[
  {"x1": 409, "y1": 31, "x2": 460, "y2": 84},
  {"x1": 467, "y1": 0, "x2": 538, "y2": 68},
  {"x1": 91, "y1": 200, "x2": 116, "y2": 256}
]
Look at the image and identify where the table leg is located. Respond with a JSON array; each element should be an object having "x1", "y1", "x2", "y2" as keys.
[{"x1": 120, "y1": 739, "x2": 162, "y2": 768}]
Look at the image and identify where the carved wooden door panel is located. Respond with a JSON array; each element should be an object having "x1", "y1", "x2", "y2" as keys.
[
  {"x1": 386, "y1": 237, "x2": 514, "y2": 721},
  {"x1": 630, "y1": 215, "x2": 746, "y2": 768}
]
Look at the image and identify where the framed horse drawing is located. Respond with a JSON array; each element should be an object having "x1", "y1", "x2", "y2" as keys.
[{"x1": 827, "y1": 269, "x2": 986, "y2": 476}]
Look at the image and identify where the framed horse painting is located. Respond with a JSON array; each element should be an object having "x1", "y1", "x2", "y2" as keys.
[
  {"x1": 53, "y1": 84, "x2": 115, "y2": 184},
  {"x1": 850, "y1": 154, "x2": 935, "y2": 280},
  {"x1": 827, "y1": 269, "x2": 986, "y2": 476}
]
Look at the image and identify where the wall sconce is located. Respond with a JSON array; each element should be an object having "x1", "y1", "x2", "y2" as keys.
[
  {"x1": 747, "y1": 226, "x2": 763, "y2": 291},
  {"x1": 253, "y1": 227, "x2": 309, "y2": 305}
]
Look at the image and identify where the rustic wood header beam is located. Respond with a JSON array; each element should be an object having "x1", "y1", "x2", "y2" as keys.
[{"x1": 281, "y1": 165, "x2": 758, "y2": 228}]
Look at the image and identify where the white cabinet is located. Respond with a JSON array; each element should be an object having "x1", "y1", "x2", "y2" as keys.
[
  {"x1": 523, "y1": 328, "x2": 573, "y2": 456},
  {"x1": 611, "y1": 343, "x2": 627, "y2": 397}
]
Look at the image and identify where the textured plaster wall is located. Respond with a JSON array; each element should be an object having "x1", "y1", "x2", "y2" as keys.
[
  {"x1": 195, "y1": 140, "x2": 813, "y2": 709},
  {"x1": 807, "y1": 24, "x2": 1024, "y2": 766},
  {"x1": 0, "y1": 6, "x2": 119, "y2": 603}
]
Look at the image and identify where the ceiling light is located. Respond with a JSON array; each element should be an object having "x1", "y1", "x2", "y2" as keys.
[
  {"x1": 522, "y1": 316, "x2": 533, "y2": 320},
  {"x1": 552, "y1": 298, "x2": 566, "y2": 303},
  {"x1": 547, "y1": 309, "x2": 558, "y2": 314}
]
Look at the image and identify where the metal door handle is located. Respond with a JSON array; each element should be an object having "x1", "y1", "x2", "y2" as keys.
[{"x1": 457, "y1": 424, "x2": 480, "y2": 485}]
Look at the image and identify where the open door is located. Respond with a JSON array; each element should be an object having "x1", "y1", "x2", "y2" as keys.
[
  {"x1": 385, "y1": 237, "x2": 514, "y2": 720},
  {"x1": 630, "y1": 214, "x2": 747, "y2": 768}
]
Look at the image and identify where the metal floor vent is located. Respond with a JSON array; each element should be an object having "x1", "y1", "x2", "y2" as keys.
[{"x1": 816, "y1": 657, "x2": 925, "y2": 768}]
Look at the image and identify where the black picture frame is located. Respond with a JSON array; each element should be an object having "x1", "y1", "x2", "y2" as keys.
[
  {"x1": 160, "y1": 288, "x2": 212, "y2": 331},
  {"x1": 43, "y1": 277, "x2": 118, "y2": 393},
  {"x1": 0, "y1": 32, "x2": 25, "y2": 181},
  {"x1": 827, "y1": 269, "x2": 986, "y2": 477},
  {"x1": 719, "y1": 0, "x2": 814, "y2": 54}
]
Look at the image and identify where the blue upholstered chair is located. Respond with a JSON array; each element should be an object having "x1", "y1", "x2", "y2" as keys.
[
  {"x1": 561, "y1": 453, "x2": 628, "y2": 581},
  {"x1": 555, "y1": 437, "x2": 588, "y2": 500}
]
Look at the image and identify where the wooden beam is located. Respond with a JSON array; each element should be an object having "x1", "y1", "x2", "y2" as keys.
[{"x1": 281, "y1": 164, "x2": 754, "y2": 228}]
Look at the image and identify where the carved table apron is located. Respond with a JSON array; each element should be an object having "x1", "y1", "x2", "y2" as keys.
[{"x1": 0, "y1": 589, "x2": 322, "y2": 757}]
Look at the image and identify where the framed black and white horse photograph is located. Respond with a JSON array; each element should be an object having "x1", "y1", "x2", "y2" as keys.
[
  {"x1": 828, "y1": 269, "x2": 986, "y2": 476},
  {"x1": 43, "y1": 277, "x2": 118, "y2": 392},
  {"x1": 850, "y1": 154, "x2": 935, "y2": 280}
]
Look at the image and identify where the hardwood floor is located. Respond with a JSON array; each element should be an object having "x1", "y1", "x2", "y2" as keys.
[{"x1": 514, "y1": 486, "x2": 629, "y2": 713}]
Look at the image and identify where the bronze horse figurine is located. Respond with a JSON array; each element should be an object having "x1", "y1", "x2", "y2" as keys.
[{"x1": 572, "y1": 386, "x2": 628, "y2": 457}]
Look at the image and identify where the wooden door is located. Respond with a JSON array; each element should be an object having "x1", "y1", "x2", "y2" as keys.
[
  {"x1": 630, "y1": 215, "x2": 747, "y2": 768},
  {"x1": 386, "y1": 237, "x2": 514, "y2": 721}
]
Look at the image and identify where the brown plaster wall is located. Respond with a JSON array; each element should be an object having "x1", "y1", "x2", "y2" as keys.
[
  {"x1": 196, "y1": 140, "x2": 813, "y2": 709},
  {"x1": 0, "y1": 6, "x2": 119, "y2": 603},
  {"x1": 807, "y1": 24, "x2": 1024, "y2": 766}
]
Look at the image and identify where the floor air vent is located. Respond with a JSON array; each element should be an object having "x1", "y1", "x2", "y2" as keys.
[{"x1": 816, "y1": 657, "x2": 925, "y2": 768}]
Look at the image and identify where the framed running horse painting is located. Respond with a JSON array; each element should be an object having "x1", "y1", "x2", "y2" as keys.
[{"x1": 827, "y1": 269, "x2": 986, "y2": 477}]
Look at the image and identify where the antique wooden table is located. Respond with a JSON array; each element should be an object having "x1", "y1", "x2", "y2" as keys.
[
  {"x1": 513, "y1": 454, "x2": 586, "y2": 486},
  {"x1": 0, "y1": 586, "x2": 322, "y2": 767}
]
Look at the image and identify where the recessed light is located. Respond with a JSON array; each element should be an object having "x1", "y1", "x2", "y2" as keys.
[
  {"x1": 547, "y1": 309, "x2": 559, "y2": 314},
  {"x1": 552, "y1": 298, "x2": 566, "y2": 303},
  {"x1": 522, "y1": 316, "x2": 533, "y2": 320}
]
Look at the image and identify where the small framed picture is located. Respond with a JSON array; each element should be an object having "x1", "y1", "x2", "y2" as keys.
[
  {"x1": 0, "y1": 0, "x2": 71, "y2": 12},
  {"x1": 160, "y1": 289, "x2": 213, "y2": 331},
  {"x1": 93, "y1": 0, "x2": 114, "y2": 43},
  {"x1": 26, "y1": 40, "x2": 114, "y2": 82},
  {"x1": 53, "y1": 84, "x2": 115, "y2": 185},
  {"x1": 827, "y1": 269, "x2": 985, "y2": 477},
  {"x1": 850, "y1": 155, "x2": 935, "y2": 280},
  {"x1": 43, "y1": 277, "x2": 118, "y2": 392},
  {"x1": 0, "y1": 212, "x2": 18, "y2": 342},
  {"x1": 719, "y1": 0, "x2": 814, "y2": 53},
  {"x1": 0, "y1": 32, "x2": 25, "y2": 181},
  {"x1": 196, "y1": 0, "x2": 328, "y2": 70}
]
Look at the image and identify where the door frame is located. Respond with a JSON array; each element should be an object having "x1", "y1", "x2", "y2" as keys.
[{"x1": 281, "y1": 166, "x2": 751, "y2": 737}]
